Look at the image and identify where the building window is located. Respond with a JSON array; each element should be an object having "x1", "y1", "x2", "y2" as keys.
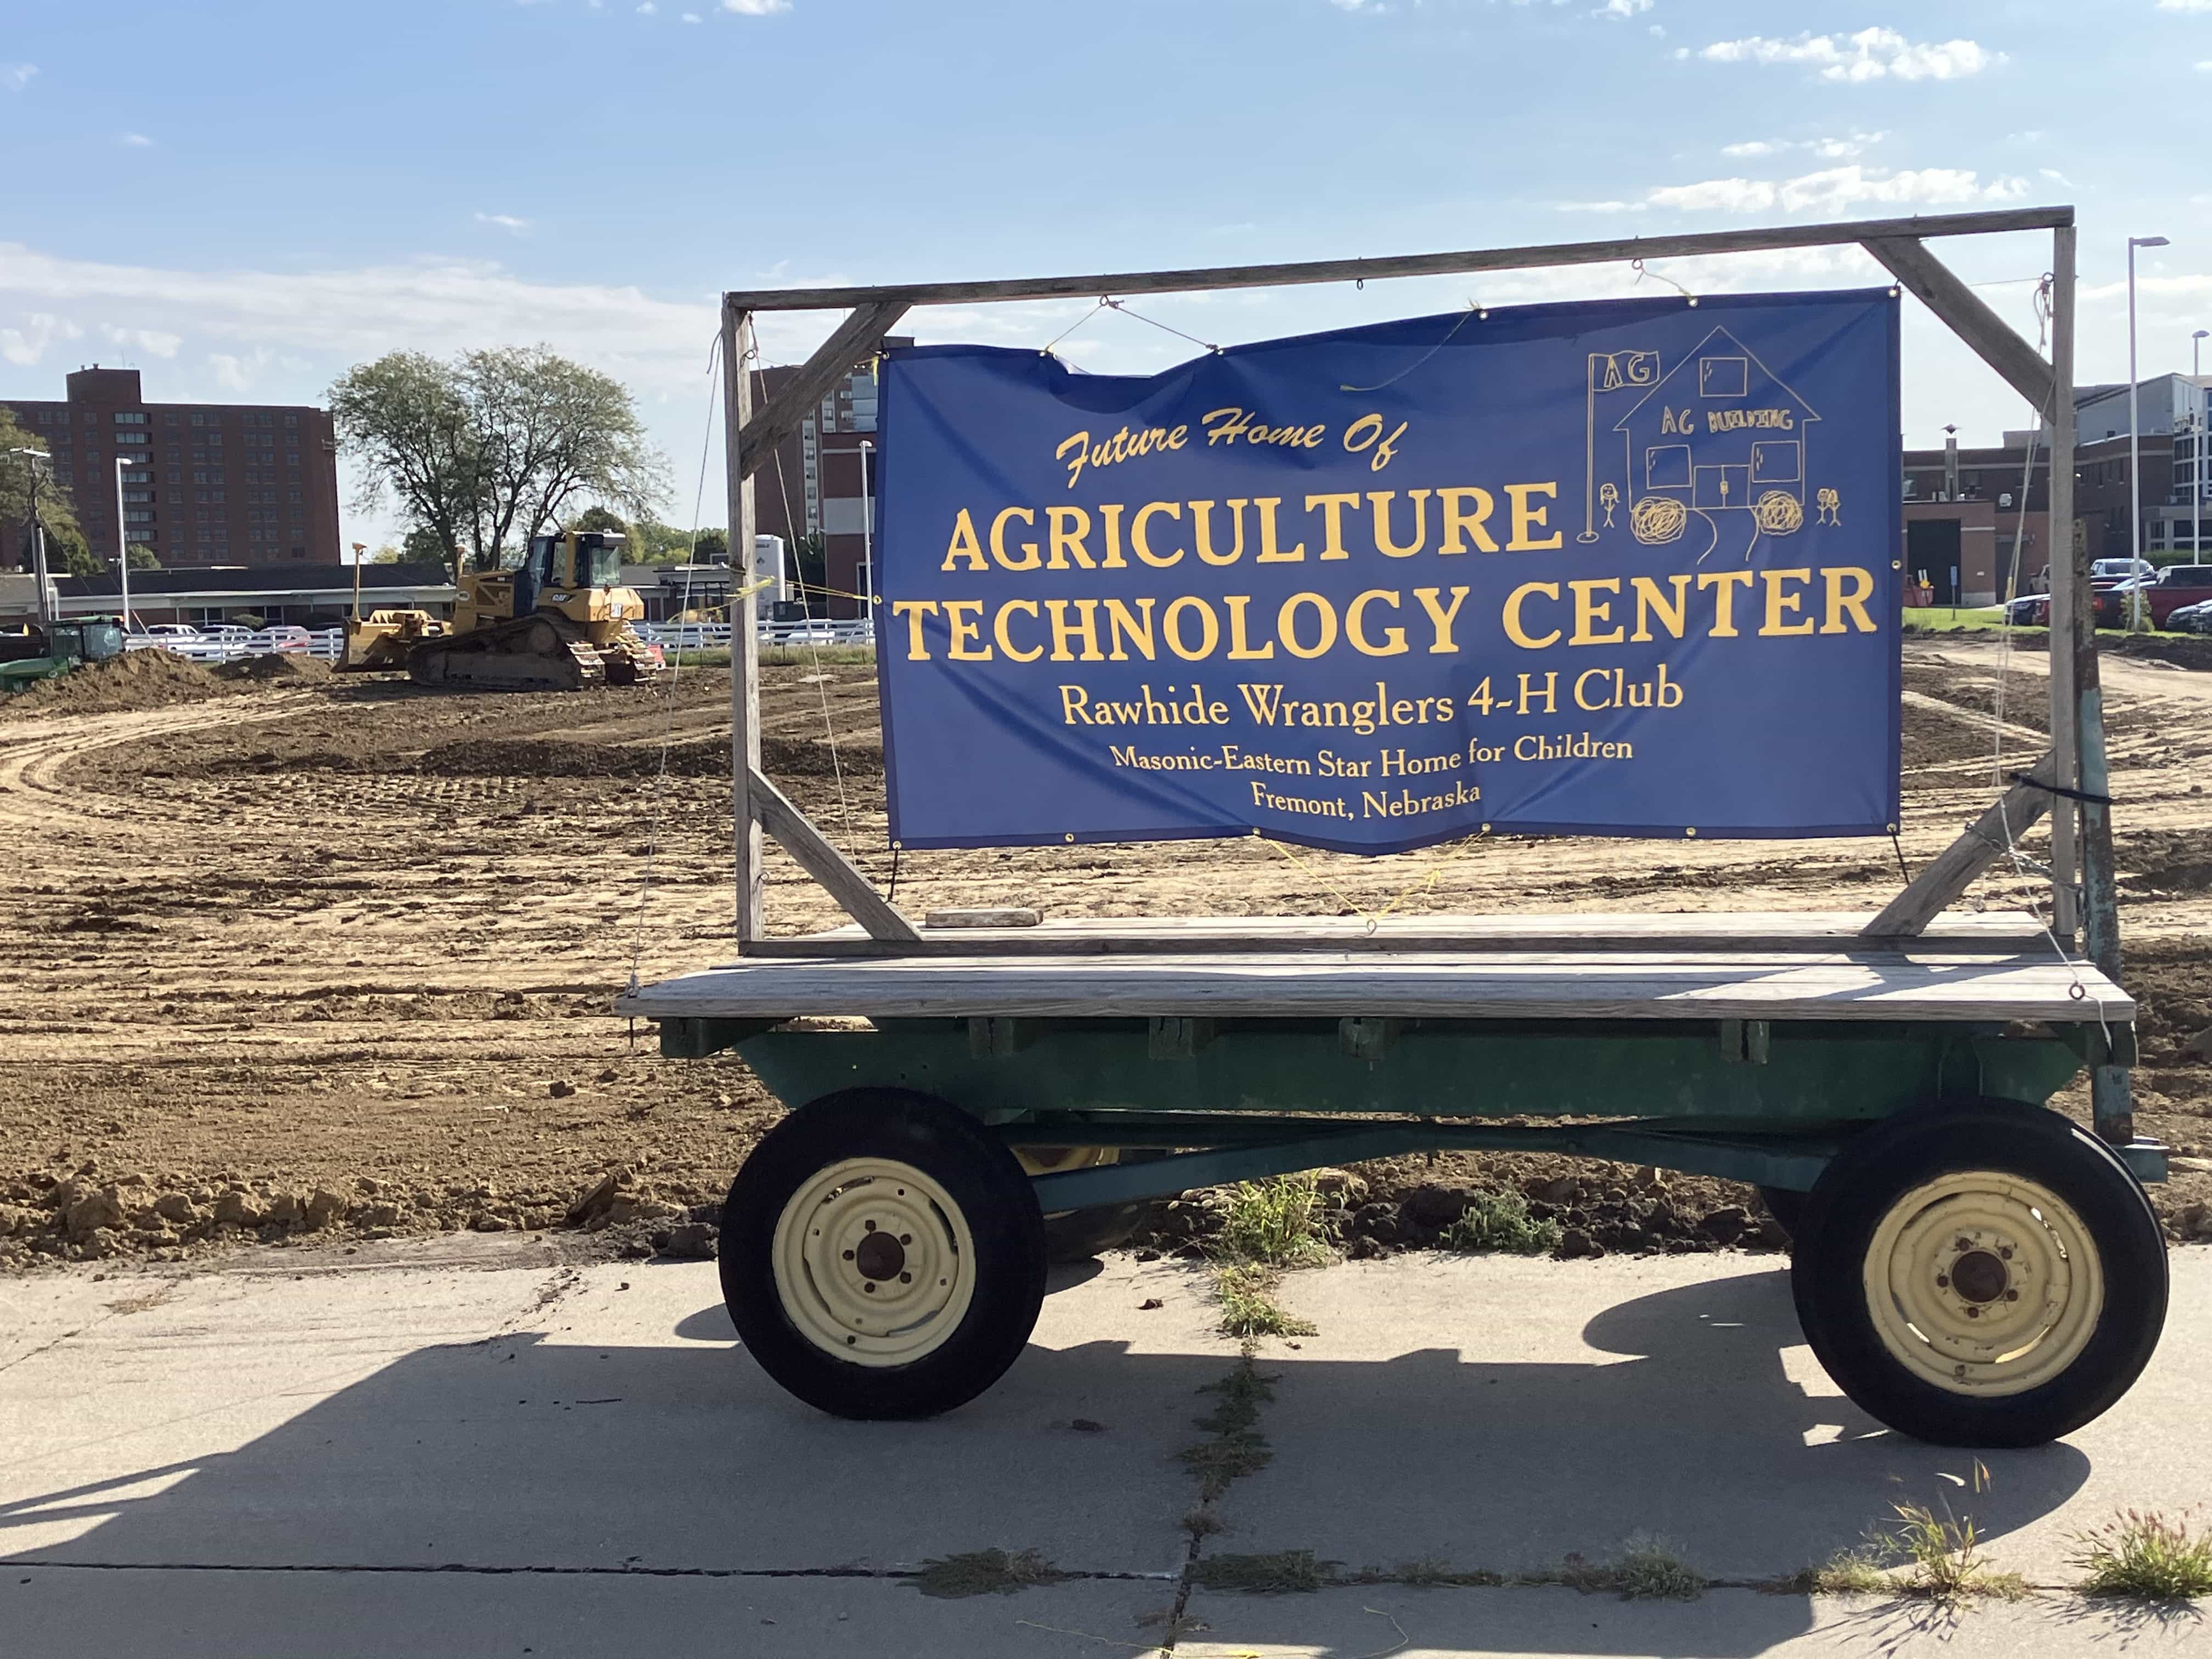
[
  {"x1": 284, "y1": 414, "x2": 298, "y2": 428},
  {"x1": 211, "y1": 490, "x2": 224, "y2": 503},
  {"x1": 113, "y1": 411, "x2": 147, "y2": 425},
  {"x1": 288, "y1": 490, "x2": 301, "y2": 504}
]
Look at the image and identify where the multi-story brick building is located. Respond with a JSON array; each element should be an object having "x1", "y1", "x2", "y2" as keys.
[
  {"x1": 748, "y1": 340, "x2": 907, "y2": 618},
  {"x1": 2, "y1": 366, "x2": 341, "y2": 569}
]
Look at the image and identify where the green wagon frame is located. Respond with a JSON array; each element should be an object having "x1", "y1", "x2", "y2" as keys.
[{"x1": 619, "y1": 207, "x2": 2168, "y2": 1447}]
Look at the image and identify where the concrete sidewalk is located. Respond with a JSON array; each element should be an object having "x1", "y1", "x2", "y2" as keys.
[{"x1": 2, "y1": 1240, "x2": 2206, "y2": 1656}]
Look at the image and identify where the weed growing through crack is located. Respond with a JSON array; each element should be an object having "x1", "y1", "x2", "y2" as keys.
[
  {"x1": 1886, "y1": 1500, "x2": 2026, "y2": 1601},
  {"x1": 1214, "y1": 1175, "x2": 1338, "y2": 1268},
  {"x1": 1383, "y1": 1557, "x2": 1507, "y2": 1588},
  {"x1": 1214, "y1": 1263, "x2": 1318, "y2": 1340},
  {"x1": 1533, "y1": 1535, "x2": 1706, "y2": 1600},
  {"x1": 1190, "y1": 1550, "x2": 1339, "y2": 1593},
  {"x1": 2071, "y1": 1509, "x2": 2212, "y2": 1600},
  {"x1": 1178, "y1": 1358, "x2": 1277, "y2": 1500},
  {"x1": 912, "y1": 1548, "x2": 1066, "y2": 1598},
  {"x1": 1767, "y1": 1547, "x2": 1893, "y2": 1596},
  {"x1": 1439, "y1": 1190, "x2": 1563, "y2": 1256}
]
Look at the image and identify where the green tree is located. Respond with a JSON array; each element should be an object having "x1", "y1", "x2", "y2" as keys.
[
  {"x1": 693, "y1": 529, "x2": 729, "y2": 563},
  {"x1": 126, "y1": 543, "x2": 160, "y2": 570},
  {"x1": 328, "y1": 352, "x2": 485, "y2": 567},
  {"x1": 399, "y1": 524, "x2": 453, "y2": 568},
  {"x1": 569, "y1": 504, "x2": 631, "y2": 543},
  {"x1": 0, "y1": 410, "x2": 93, "y2": 575},
  {"x1": 625, "y1": 515, "x2": 718, "y2": 563}
]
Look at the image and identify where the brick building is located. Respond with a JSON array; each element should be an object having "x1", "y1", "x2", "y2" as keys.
[
  {"x1": 748, "y1": 339, "x2": 909, "y2": 618},
  {"x1": 2, "y1": 366, "x2": 341, "y2": 570}
]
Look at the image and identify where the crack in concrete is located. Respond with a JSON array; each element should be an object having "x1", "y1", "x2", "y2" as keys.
[{"x1": 7, "y1": 1559, "x2": 1180, "y2": 1582}]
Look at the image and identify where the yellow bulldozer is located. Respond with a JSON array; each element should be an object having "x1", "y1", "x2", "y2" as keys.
[{"x1": 343, "y1": 529, "x2": 660, "y2": 691}]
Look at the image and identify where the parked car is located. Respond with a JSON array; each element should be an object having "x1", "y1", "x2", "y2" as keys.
[
  {"x1": 261, "y1": 625, "x2": 315, "y2": 654},
  {"x1": 2166, "y1": 597, "x2": 2212, "y2": 635},
  {"x1": 137, "y1": 623, "x2": 200, "y2": 640},
  {"x1": 2095, "y1": 563, "x2": 2212, "y2": 629},
  {"x1": 2090, "y1": 557, "x2": 2155, "y2": 591},
  {"x1": 2002, "y1": 594, "x2": 2051, "y2": 626}
]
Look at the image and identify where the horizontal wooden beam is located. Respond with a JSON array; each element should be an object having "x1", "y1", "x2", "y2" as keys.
[
  {"x1": 1861, "y1": 236, "x2": 2056, "y2": 412},
  {"x1": 747, "y1": 765, "x2": 921, "y2": 944},
  {"x1": 732, "y1": 298, "x2": 909, "y2": 483},
  {"x1": 1862, "y1": 753, "x2": 2059, "y2": 940},
  {"x1": 724, "y1": 207, "x2": 2073, "y2": 313}
]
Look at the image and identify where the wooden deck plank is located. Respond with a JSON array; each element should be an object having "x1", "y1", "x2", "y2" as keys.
[
  {"x1": 620, "y1": 946, "x2": 2131, "y2": 1026},
  {"x1": 740, "y1": 911, "x2": 2059, "y2": 960}
]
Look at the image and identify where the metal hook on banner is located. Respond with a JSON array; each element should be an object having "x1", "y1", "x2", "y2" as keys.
[{"x1": 1632, "y1": 259, "x2": 1698, "y2": 307}]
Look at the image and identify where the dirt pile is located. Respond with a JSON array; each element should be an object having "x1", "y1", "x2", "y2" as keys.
[
  {"x1": 3, "y1": 649, "x2": 221, "y2": 716},
  {"x1": 215, "y1": 653, "x2": 333, "y2": 683}
]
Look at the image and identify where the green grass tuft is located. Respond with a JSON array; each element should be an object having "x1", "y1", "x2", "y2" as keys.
[
  {"x1": 1886, "y1": 1500, "x2": 2025, "y2": 1601},
  {"x1": 1178, "y1": 1358, "x2": 1278, "y2": 1499},
  {"x1": 1439, "y1": 1190, "x2": 1564, "y2": 1256},
  {"x1": 2072, "y1": 1509, "x2": 2212, "y2": 1600},
  {"x1": 911, "y1": 1547, "x2": 1064, "y2": 1598},
  {"x1": 1214, "y1": 1264, "x2": 1318, "y2": 1339},
  {"x1": 1190, "y1": 1550, "x2": 1339, "y2": 1593},
  {"x1": 1214, "y1": 1175, "x2": 1338, "y2": 1268},
  {"x1": 1530, "y1": 1536, "x2": 1705, "y2": 1601}
]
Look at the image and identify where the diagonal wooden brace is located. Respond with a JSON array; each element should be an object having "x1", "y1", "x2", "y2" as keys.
[
  {"x1": 731, "y1": 298, "x2": 911, "y2": 483},
  {"x1": 1861, "y1": 237, "x2": 2056, "y2": 414},
  {"x1": 747, "y1": 765, "x2": 921, "y2": 944},
  {"x1": 1863, "y1": 752, "x2": 2059, "y2": 939}
]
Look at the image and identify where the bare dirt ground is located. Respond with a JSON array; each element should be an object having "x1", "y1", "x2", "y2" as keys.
[{"x1": 2, "y1": 634, "x2": 2207, "y2": 1270}]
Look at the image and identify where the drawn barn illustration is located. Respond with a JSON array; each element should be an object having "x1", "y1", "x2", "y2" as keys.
[{"x1": 1611, "y1": 326, "x2": 1821, "y2": 544}]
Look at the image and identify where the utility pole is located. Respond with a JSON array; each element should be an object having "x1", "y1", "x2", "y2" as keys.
[
  {"x1": 114, "y1": 453, "x2": 138, "y2": 631},
  {"x1": 6, "y1": 447, "x2": 54, "y2": 629},
  {"x1": 2126, "y1": 235, "x2": 2168, "y2": 629},
  {"x1": 2194, "y1": 329, "x2": 2208, "y2": 560}
]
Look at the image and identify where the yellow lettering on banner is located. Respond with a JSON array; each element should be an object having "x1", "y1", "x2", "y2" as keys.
[
  {"x1": 1304, "y1": 493, "x2": 1361, "y2": 562},
  {"x1": 1098, "y1": 502, "x2": 1128, "y2": 569},
  {"x1": 1046, "y1": 598, "x2": 1104, "y2": 662},
  {"x1": 1104, "y1": 597, "x2": 1157, "y2": 662},
  {"x1": 1369, "y1": 490, "x2": 1431, "y2": 558},
  {"x1": 1822, "y1": 566, "x2": 1877, "y2": 634},
  {"x1": 1045, "y1": 505, "x2": 1094, "y2": 570},
  {"x1": 990, "y1": 506, "x2": 1041, "y2": 571},
  {"x1": 1132, "y1": 501, "x2": 1184, "y2": 568},
  {"x1": 1279, "y1": 592, "x2": 1338, "y2": 659},
  {"x1": 941, "y1": 510, "x2": 986, "y2": 572},
  {"x1": 1570, "y1": 578, "x2": 1625, "y2": 646},
  {"x1": 945, "y1": 599, "x2": 991, "y2": 660},
  {"x1": 891, "y1": 599, "x2": 938, "y2": 660},
  {"x1": 994, "y1": 599, "x2": 1043, "y2": 663},
  {"x1": 1629, "y1": 574, "x2": 1691, "y2": 642},
  {"x1": 1347, "y1": 589, "x2": 1409, "y2": 656},
  {"x1": 1055, "y1": 432, "x2": 1090, "y2": 489},
  {"x1": 1412, "y1": 585, "x2": 1469, "y2": 653},
  {"x1": 1255, "y1": 497, "x2": 1306, "y2": 563},
  {"x1": 1504, "y1": 483, "x2": 1562, "y2": 551},
  {"x1": 1224, "y1": 594, "x2": 1276, "y2": 659},
  {"x1": 1503, "y1": 582, "x2": 1561, "y2": 649},
  {"x1": 1192, "y1": 499, "x2": 1250, "y2": 567},
  {"x1": 1342, "y1": 412, "x2": 1406, "y2": 471},
  {"x1": 1164, "y1": 596, "x2": 1218, "y2": 661},
  {"x1": 1760, "y1": 569, "x2": 1815, "y2": 636},
  {"x1": 1437, "y1": 487, "x2": 1499, "y2": 554},
  {"x1": 1697, "y1": 570, "x2": 1754, "y2": 637}
]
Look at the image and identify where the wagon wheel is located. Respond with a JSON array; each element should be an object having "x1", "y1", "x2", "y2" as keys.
[
  {"x1": 719, "y1": 1088, "x2": 1046, "y2": 1420},
  {"x1": 1791, "y1": 1099, "x2": 2166, "y2": 1447}
]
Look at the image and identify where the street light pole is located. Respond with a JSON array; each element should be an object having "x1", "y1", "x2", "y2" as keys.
[
  {"x1": 857, "y1": 438, "x2": 874, "y2": 629},
  {"x1": 2127, "y1": 235, "x2": 2169, "y2": 629},
  {"x1": 114, "y1": 453, "x2": 139, "y2": 631},
  {"x1": 2195, "y1": 329, "x2": 2208, "y2": 561},
  {"x1": 6, "y1": 446, "x2": 53, "y2": 628}
]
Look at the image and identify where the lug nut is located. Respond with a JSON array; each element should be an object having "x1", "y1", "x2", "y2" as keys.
[
  {"x1": 1936, "y1": 1274, "x2": 1950, "y2": 1288},
  {"x1": 900, "y1": 1272, "x2": 912, "y2": 1284}
]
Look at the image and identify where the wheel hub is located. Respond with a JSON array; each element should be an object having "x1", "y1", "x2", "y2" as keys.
[
  {"x1": 1863, "y1": 1171, "x2": 2104, "y2": 1398},
  {"x1": 771, "y1": 1158, "x2": 975, "y2": 1368}
]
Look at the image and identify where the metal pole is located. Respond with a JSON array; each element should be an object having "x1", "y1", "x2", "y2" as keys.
[
  {"x1": 859, "y1": 438, "x2": 874, "y2": 628},
  {"x1": 2195, "y1": 331, "x2": 2206, "y2": 559},
  {"x1": 2125, "y1": 235, "x2": 2168, "y2": 626},
  {"x1": 114, "y1": 455, "x2": 134, "y2": 631},
  {"x1": 721, "y1": 304, "x2": 764, "y2": 949},
  {"x1": 2046, "y1": 229, "x2": 2079, "y2": 940}
]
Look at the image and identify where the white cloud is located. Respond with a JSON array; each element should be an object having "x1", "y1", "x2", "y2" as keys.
[
  {"x1": 636, "y1": 2, "x2": 656, "y2": 10},
  {"x1": 1698, "y1": 28, "x2": 2001, "y2": 83},
  {"x1": 720, "y1": 0, "x2": 788, "y2": 12},
  {"x1": 1561, "y1": 163, "x2": 2028, "y2": 216},
  {"x1": 473, "y1": 211, "x2": 531, "y2": 234},
  {"x1": 1594, "y1": 0, "x2": 1652, "y2": 16},
  {"x1": 681, "y1": 10, "x2": 701, "y2": 19},
  {"x1": 0, "y1": 312, "x2": 82, "y2": 367},
  {"x1": 2158, "y1": 0, "x2": 2212, "y2": 11},
  {"x1": 120, "y1": 132, "x2": 154, "y2": 149},
  {"x1": 100, "y1": 324, "x2": 182, "y2": 359},
  {"x1": 2040, "y1": 167, "x2": 2073, "y2": 187},
  {"x1": 1, "y1": 64, "x2": 35, "y2": 92},
  {"x1": 1721, "y1": 140, "x2": 1776, "y2": 157},
  {"x1": 1722, "y1": 131, "x2": 1884, "y2": 162}
]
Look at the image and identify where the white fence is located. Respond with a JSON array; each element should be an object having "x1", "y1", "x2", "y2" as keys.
[
  {"x1": 126, "y1": 629, "x2": 343, "y2": 663},
  {"x1": 120, "y1": 619, "x2": 874, "y2": 665}
]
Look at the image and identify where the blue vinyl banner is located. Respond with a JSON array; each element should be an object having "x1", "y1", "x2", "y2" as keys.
[{"x1": 874, "y1": 290, "x2": 1900, "y2": 853}]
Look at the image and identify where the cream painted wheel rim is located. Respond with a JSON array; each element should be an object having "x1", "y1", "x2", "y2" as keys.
[
  {"x1": 1014, "y1": 1146, "x2": 1121, "y2": 1220},
  {"x1": 1862, "y1": 1171, "x2": 2104, "y2": 1398},
  {"x1": 771, "y1": 1158, "x2": 975, "y2": 1368}
]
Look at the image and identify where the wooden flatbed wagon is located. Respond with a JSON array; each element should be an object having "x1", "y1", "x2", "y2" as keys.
[{"x1": 619, "y1": 207, "x2": 2169, "y2": 1449}]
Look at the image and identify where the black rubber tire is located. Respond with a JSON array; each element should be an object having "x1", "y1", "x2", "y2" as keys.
[
  {"x1": 1757, "y1": 1186, "x2": 1809, "y2": 1245},
  {"x1": 719, "y1": 1088, "x2": 1047, "y2": 1420},
  {"x1": 1791, "y1": 1099, "x2": 2167, "y2": 1448}
]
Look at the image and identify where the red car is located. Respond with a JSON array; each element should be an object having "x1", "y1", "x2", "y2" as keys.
[{"x1": 2094, "y1": 565, "x2": 2212, "y2": 628}]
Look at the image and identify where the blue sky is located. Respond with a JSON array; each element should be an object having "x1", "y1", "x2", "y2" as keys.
[{"x1": 2, "y1": 0, "x2": 2208, "y2": 547}]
